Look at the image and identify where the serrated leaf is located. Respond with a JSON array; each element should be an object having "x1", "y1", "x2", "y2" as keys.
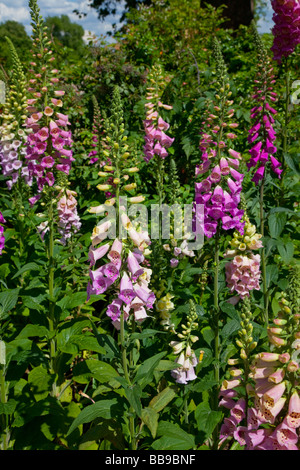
[{"x1": 0, "y1": 288, "x2": 20, "y2": 318}]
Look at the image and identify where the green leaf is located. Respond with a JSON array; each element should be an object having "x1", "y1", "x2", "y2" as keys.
[
  {"x1": 16, "y1": 324, "x2": 50, "y2": 340},
  {"x1": 133, "y1": 351, "x2": 166, "y2": 389},
  {"x1": 57, "y1": 291, "x2": 91, "y2": 311},
  {"x1": 123, "y1": 383, "x2": 142, "y2": 417},
  {"x1": 67, "y1": 398, "x2": 124, "y2": 436},
  {"x1": 72, "y1": 359, "x2": 119, "y2": 384},
  {"x1": 151, "y1": 421, "x2": 195, "y2": 450},
  {"x1": 194, "y1": 401, "x2": 223, "y2": 438},
  {"x1": 266, "y1": 264, "x2": 279, "y2": 288},
  {"x1": 28, "y1": 365, "x2": 54, "y2": 401},
  {"x1": 0, "y1": 399, "x2": 17, "y2": 415},
  {"x1": 11, "y1": 262, "x2": 40, "y2": 280},
  {"x1": 268, "y1": 212, "x2": 286, "y2": 239},
  {"x1": 283, "y1": 153, "x2": 300, "y2": 176},
  {"x1": 149, "y1": 386, "x2": 177, "y2": 412},
  {"x1": 141, "y1": 407, "x2": 159, "y2": 438},
  {"x1": 0, "y1": 288, "x2": 20, "y2": 318},
  {"x1": 277, "y1": 241, "x2": 294, "y2": 264}
]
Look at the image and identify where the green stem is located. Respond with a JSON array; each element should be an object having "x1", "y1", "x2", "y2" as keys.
[
  {"x1": 212, "y1": 223, "x2": 220, "y2": 450},
  {"x1": 120, "y1": 311, "x2": 136, "y2": 450},
  {"x1": 48, "y1": 197, "x2": 57, "y2": 397},
  {"x1": 0, "y1": 367, "x2": 8, "y2": 450},
  {"x1": 259, "y1": 176, "x2": 268, "y2": 325},
  {"x1": 214, "y1": 224, "x2": 220, "y2": 388},
  {"x1": 282, "y1": 59, "x2": 290, "y2": 175}
]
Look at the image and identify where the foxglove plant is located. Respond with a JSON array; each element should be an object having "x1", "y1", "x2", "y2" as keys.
[
  {"x1": 25, "y1": 0, "x2": 75, "y2": 202},
  {"x1": 24, "y1": 0, "x2": 81, "y2": 398},
  {"x1": 88, "y1": 95, "x2": 107, "y2": 166},
  {"x1": 195, "y1": 39, "x2": 246, "y2": 436},
  {"x1": 247, "y1": 27, "x2": 282, "y2": 184},
  {"x1": 195, "y1": 38, "x2": 245, "y2": 239},
  {"x1": 219, "y1": 266, "x2": 300, "y2": 450},
  {"x1": 224, "y1": 213, "x2": 263, "y2": 301},
  {"x1": 0, "y1": 38, "x2": 31, "y2": 190},
  {"x1": 271, "y1": 0, "x2": 300, "y2": 63},
  {"x1": 0, "y1": 212, "x2": 6, "y2": 255},
  {"x1": 87, "y1": 86, "x2": 154, "y2": 329},
  {"x1": 248, "y1": 27, "x2": 281, "y2": 324},
  {"x1": 87, "y1": 86, "x2": 155, "y2": 450},
  {"x1": 170, "y1": 300, "x2": 200, "y2": 385},
  {"x1": 143, "y1": 64, "x2": 174, "y2": 164}
]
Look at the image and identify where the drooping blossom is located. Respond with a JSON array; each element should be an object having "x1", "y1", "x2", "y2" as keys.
[
  {"x1": 57, "y1": 189, "x2": 81, "y2": 245},
  {"x1": 247, "y1": 26, "x2": 282, "y2": 184},
  {"x1": 224, "y1": 213, "x2": 262, "y2": 301},
  {"x1": 0, "y1": 38, "x2": 31, "y2": 189},
  {"x1": 0, "y1": 211, "x2": 6, "y2": 255},
  {"x1": 194, "y1": 39, "x2": 245, "y2": 239},
  {"x1": 142, "y1": 65, "x2": 174, "y2": 163},
  {"x1": 170, "y1": 300, "x2": 200, "y2": 385},
  {"x1": 24, "y1": 1, "x2": 75, "y2": 200},
  {"x1": 271, "y1": 0, "x2": 300, "y2": 63},
  {"x1": 219, "y1": 272, "x2": 300, "y2": 450}
]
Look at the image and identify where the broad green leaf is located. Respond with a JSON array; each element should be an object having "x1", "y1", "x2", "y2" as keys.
[
  {"x1": 149, "y1": 386, "x2": 177, "y2": 412},
  {"x1": 28, "y1": 365, "x2": 54, "y2": 401},
  {"x1": 16, "y1": 324, "x2": 50, "y2": 340},
  {"x1": 133, "y1": 351, "x2": 166, "y2": 389},
  {"x1": 151, "y1": 421, "x2": 195, "y2": 450},
  {"x1": 268, "y1": 212, "x2": 286, "y2": 239},
  {"x1": 72, "y1": 359, "x2": 119, "y2": 384},
  {"x1": 141, "y1": 407, "x2": 159, "y2": 438},
  {"x1": 79, "y1": 419, "x2": 124, "y2": 450},
  {"x1": 123, "y1": 382, "x2": 142, "y2": 417},
  {"x1": 59, "y1": 334, "x2": 106, "y2": 355},
  {"x1": 0, "y1": 288, "x2": 20, "y2": 318},
  {"x1": 266, "y1": 264, "x2": 279, "y2": 288},
  {"x1": 11, "y1": 262, "x2": 40, "y2": 280},
  {"x1": 277, "y1": 241, "x2": 294, "y2": 264},
  {"x1": 0, "y1": 399, "x2": 17, "y2": 415},
  {"x1": 57, "y1": 291, "x2": 92, "y2": 311},
  {"x1": 67, "y1": 398, "x2": 124, "y2": 436},
  {"x1": 194, "y1": 401, "x2": 223, "y2": 438}
]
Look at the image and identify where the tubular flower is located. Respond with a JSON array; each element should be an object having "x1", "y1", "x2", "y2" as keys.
[
  {"x1": 56, "y1": 188, "x2": 81, "y2": 245},
  {"x1": 25, "y1": 0, "x2": 74, "y2": 198},
  {"x1": 0, "y1": 38, "x2": 31, "y2": 189},
  {"x1": 87, "y1": 86, "x2": 155, "y2": 328},
  {"x1": 247, "y1": 26, "x2": 282, "y2": 184},
  {"x1": 271, "y1": 0, "x2": 300, "y2": 63},
  {"x1": 224, "y1": 212, "x2": 262, "y2": 300},
  {"x1": 88, "y1": 95, "x2": 107, "y2": 166},
  {"x1": 220, "y1": 269, "x2": 300, "y2": 450},
  {"x1": 143, "y1": 64, "x2": 174, "y2": 163},
  {"x1": 0, "y1": 211, "x2": 6, "y2": 255},
  {"x1": 170, "y1": 300, "x2": 201, "y2": 385},
  {"x1": 194, "y1": 38, "x2": 245, "y2": 239}
]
